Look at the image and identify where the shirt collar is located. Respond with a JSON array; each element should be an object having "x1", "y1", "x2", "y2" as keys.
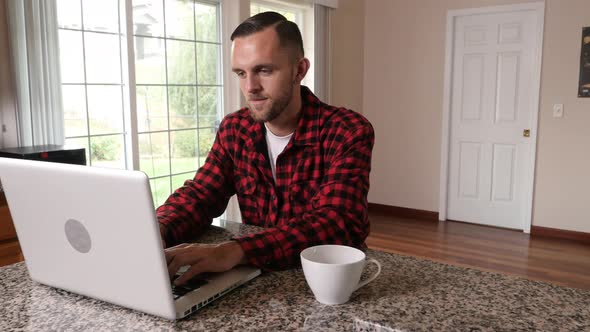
[{"x1": 291, "y1": 86, "x2": 321, "y2": 147}]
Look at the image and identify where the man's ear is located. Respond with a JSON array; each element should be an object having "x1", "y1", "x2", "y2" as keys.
[{"x1": 294, "y1": 58, "x2": 310, "y2": 83}]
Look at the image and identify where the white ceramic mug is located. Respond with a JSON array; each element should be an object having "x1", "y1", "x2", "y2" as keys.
[{"x1": 300, "y1": 245, "x2": 381, "y2": 305}]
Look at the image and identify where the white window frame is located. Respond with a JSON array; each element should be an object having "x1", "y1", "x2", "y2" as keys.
[{"x1": 56, "y1": 0, "x2": 231, "y2": 207}]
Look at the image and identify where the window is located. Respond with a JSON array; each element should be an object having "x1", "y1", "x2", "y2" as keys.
[
  {"x1": 250, "y1": 1, "x2": 299, "y2": 22},
  {"x1": 58, "y1": 0, "x2": 128, "y2": 170},
  {"x1": 57, "y1": 0, "x2": 223, "y2": 206}
]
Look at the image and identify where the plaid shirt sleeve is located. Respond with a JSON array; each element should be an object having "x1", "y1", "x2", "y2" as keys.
[
  {"x1": 156, "y1": 123, "x2": 236, "y2": 246},
  {"x1": 232, "y1": 109, "x2": 375, "y2": 270}
]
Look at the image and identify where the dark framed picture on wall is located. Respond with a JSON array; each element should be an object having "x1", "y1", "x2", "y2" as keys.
[{"x1": 579, "y1": 27, "x2": 590, "y2": 97}]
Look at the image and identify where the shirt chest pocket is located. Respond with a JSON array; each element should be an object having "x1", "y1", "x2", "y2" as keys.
[
  {"x1": 235, "y1": 174, "x2": 257, "y2": 195},
  {"x1": 235, "y1": 174, "x2": 260, "y2": 222},
  {"x1": 289, "y1": 181, "x2": 320, "y2": 214}
]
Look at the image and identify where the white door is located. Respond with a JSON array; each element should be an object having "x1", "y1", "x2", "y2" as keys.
[{"x1": 446, "y1": 8, "x2": 542, "y2": 230}]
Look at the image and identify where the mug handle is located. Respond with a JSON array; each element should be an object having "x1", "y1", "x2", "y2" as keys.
[{"x1": 354, "y1": 258, "x2": 381, "y2": 291}]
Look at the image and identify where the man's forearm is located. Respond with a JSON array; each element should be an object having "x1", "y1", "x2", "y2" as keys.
[{"x1": 223, "y1": 240, "x2": 248, "y2": 265}]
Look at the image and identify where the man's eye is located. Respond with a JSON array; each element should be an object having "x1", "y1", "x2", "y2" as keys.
[
  {"x1": 235, "y1": 72, "x2": 245, "y2": 78},
  {"x1": 260, "y1": 68, "x2": 272, "y2": 75}
]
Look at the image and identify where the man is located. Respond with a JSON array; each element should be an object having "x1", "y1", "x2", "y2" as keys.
[{"x1": 159, "y1": 12, "x2": 374, "y2": 286}]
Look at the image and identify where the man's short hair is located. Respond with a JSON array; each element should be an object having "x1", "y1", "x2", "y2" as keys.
[{"x1": 230, "y1": 11, "x2": 304, "y2": 60}]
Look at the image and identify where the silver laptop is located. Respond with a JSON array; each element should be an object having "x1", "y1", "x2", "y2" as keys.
[{"x1": 0, "y1": 157, "x2": 260, "y2": 320}]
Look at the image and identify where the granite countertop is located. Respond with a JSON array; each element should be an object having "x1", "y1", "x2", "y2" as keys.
[{"x1": 1, "y1": 220, "x2": 589, "y2": 331}]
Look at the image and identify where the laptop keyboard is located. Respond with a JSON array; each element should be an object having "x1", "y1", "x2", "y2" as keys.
[{"x1": 171, "y1": 274, "x2": 209, "y2": 299}]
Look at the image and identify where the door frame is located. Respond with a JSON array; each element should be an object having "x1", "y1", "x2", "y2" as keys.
[{"x1": 438, "y1": 2, "x2": 545, "y2": 233}]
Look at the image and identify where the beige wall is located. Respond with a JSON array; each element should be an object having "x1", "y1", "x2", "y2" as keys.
[
  {"x1": 358, "y1": 0, "x2": 590, "y2": 232},
  {"x1": 329, "y1": 0, "x2": 364, "y2": 112},
  {"x1": 533, "y1": 0, "x2": 590, "y2": 232}
]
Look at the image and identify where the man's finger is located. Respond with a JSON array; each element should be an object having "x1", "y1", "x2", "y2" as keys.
[
  {"x1": 165, "y1": 250, "x2": 175, "y2": 264},
  {"x1": 175, "y1": 263, "x2": 205, "y2": 286},
  {"x1": 169, "y1": 243, "x2": 190, "y2": 250},
  {"x1": 159, "y1": 224, "x2": 167, "y2": 247},
  {"x1": 164, "y1": 243, "x2": 190, "y2": 264},
  {"x1": 167, "y1": 255, "x2": 188, "y2": 279},
  {"x1": 168, "y1": 250, "x2": 202, "y2": 279}
]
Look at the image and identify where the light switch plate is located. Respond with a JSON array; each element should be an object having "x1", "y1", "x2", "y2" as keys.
[{"x1": 553, "y1": 104, "x2": 564, "y2": 118}]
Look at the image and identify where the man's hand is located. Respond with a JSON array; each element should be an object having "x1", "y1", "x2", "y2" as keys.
[
  {"x1": 165, "y1": 241, "x2": 247, "y2": 285},
  {"x1": 159, "y1": 223, "x2": 167, "y2": 248}
]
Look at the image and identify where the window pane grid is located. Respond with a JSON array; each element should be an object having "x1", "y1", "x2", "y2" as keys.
[
  {"x1": 162, "y1": 0, "x2": 174, "y2": 198},
  {"x1": 138, "y1": 126, "x2": 217, "y2": 135},
  {"x1": 59, "y1": 0, "x2": 223, "y2": 206},
  {"x1": 251, "y1": 2, "x2": 301, "y2": 23},
  {"x1": 63, "y1": 82, "x2": 126, "y2": 86},
  {"x1": 151, "y1": 171, "x2": 195, "y2": 181},
  {"x1": 79, "y1": 1, "x2": 91, "y2": 165},
  {"x1": 136, "y1": 83, "x2": 222, "y2": 87},
  {"x1": 59, "y1": 27, "x2": 123, "y2": 37},
  {"x1": 133, "y1": 34, "x2": 221, "y2": 45},
  {"x1": 134, "y1": 0, "x2": 222, "y2": 205},
  {"x1": 116, "y1": 1, "x2": 129, "y2": 170},
  {"x1": 67, "y1": 133, "x2": 127, "y2": 139},
  {"x1": 59, "y1": 0, "x2": 128, "y2": 169}
]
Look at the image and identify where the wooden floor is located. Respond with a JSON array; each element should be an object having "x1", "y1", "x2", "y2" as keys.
[{"x1": 367, "y1": 211, "x2": 590, "y2": 290}]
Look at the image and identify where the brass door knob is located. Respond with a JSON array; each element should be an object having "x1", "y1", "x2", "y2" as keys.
[{"x1": 523, "y1": 129, "x2": 530, "y2": 137}]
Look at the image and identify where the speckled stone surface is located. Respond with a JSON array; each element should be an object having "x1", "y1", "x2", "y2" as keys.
[{"x1": 1, "y1": 220, "x2": 589, "y2": 331}]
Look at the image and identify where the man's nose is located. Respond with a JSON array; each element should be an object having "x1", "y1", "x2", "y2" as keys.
[{"x1": 246, "y1": 75, "x2": 261, "y2": 93}]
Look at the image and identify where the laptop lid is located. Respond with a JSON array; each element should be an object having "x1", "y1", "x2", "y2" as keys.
[{"x1": 0, "y1": 158, "x2": 196, "y2": 319}]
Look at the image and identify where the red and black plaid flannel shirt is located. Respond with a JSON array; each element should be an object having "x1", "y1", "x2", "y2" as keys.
[{"x1": 157, "y1": 86, "x2": 374, "y2": 270}]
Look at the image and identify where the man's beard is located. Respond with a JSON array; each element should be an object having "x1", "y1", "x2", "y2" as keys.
[{"x1": 248, "y1": 81, "x2": 294, "y2": 123}]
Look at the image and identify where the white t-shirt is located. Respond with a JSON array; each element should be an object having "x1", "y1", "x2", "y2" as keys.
[{"x1": 264, "y1": 123, "x2": 294, "y2": 181}]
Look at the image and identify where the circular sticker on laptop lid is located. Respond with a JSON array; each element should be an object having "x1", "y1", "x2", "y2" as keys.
[{"x1": 64, "y1": 219, "x2": 92, "y2": 253}]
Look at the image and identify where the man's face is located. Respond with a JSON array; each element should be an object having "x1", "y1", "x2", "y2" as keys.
[{"x1": 231, "y1": 27, "x2": 299, "y2": 122}]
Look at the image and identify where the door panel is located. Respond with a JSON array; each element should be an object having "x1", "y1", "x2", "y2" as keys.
[
  {"x1": 447, "y1": 9, "x2": 539, "y2": 230},
  {"x1": 461, "y1": 54, "x2": 484, "y2": 120},
  {"x1": 491, "y1": 143, "x2": 516, "y2": 202},
  {"x1": 458, "y1": 142, "x2": 482, "y2": 199},
  {"x1": 496, "y1": 52, "x2": 520, "y2": 122}
]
